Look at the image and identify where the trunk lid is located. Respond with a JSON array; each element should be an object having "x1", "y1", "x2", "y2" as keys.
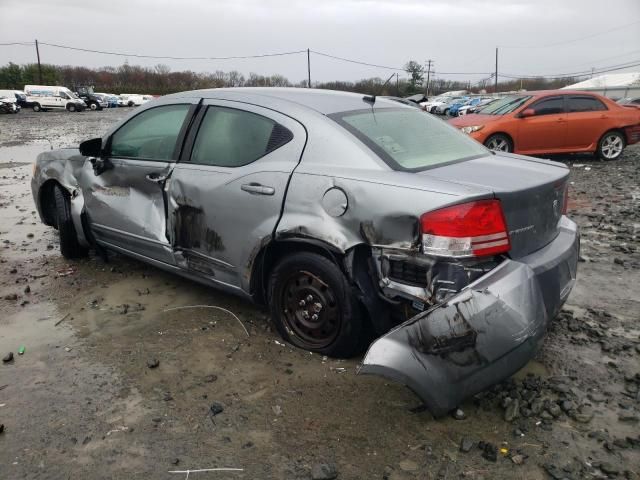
[{"x1": 421, "y1": 152, "x2": 569, "y2": 258}]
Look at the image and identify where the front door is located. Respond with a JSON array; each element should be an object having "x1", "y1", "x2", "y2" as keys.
[
  {"x1": 166, "y1": 99, "x2": 307, "y2": 291},
  {"x1": 517, "y1": 96, "x2": 567, "y2": 153},
  {"x1": 80, "y1": 101, "x2": 197, "y2": 264}
]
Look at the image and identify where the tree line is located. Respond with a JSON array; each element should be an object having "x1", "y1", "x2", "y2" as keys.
[{"x1": 0, "y1": 61, "x2": 581, "y2": 96}]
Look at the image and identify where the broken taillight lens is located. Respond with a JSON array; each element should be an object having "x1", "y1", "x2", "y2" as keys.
[{"x1": 420, "y1": 199, "x2": 511, "y2": 258}]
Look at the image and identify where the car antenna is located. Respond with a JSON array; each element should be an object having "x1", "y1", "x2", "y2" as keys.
[{"x1": 363, "y1": 95, "x2": 376, "y2": 105}]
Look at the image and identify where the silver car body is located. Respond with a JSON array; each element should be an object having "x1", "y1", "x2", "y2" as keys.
[{"x1": 31, "y1": 88, "x2": 579, "y2": 415}]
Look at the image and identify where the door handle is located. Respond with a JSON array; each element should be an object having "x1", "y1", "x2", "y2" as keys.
[
  {"x1": 145, "y1": 173, "x2": 167, "y2": 183},
  {"x1": 241, "y1": 183, "x2": 275, "y2": 196}
]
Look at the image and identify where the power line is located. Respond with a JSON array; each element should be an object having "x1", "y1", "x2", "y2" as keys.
[
  {"x1": 0, "y1": 42, "x2": 33, "y2": 46},
  {"x1": 499, "y1": 19, "x2": 640, "y2": 49},
  {"x1": 502, "y1": 59, "x2": 640, "y2": 79},
  {"x1": 36, "y1": 42, "x2": 307, "y2": 60},
  {"x1": 310, "y1": 50, "x2": 404, "y2": 71}
]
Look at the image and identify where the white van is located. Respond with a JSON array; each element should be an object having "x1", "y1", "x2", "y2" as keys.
[{"x1": 24, "y1": 85, "x2": 87, "y2": 112}]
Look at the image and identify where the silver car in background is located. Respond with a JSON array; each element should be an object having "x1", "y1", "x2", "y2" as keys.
[{"x1": 31, "y1": 88, "x2": 579, "y2": 416}]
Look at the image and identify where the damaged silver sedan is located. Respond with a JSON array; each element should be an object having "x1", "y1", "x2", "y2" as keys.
[{"x1": 31, "y1": 88, "x2": 579, "y2": 416}]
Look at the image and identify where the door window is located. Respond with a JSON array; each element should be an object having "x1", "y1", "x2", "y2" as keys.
[
  {"x1": 110, "y1": 104, "x2": 190, "y2": 160},
  {"x1": 189, "y1": 106, "x2": 292, "y2": 167},
  {"x1": 567, "y1": 96, "x2": 607, "y2": 112},
  {"x1": 529, "y1": 97, "x2": 565, "y2": 116}
]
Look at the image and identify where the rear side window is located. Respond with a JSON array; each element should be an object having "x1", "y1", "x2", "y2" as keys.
[
  {"x1": 567, "y1": 96, "x2": 607, "y2": 112},
  {"x1": 332, "y1": 108, "x2": 487, "y2": 171},
  {"x1": 530, "y1": 97, "x2": 565, "y2": 116},
  {"x1": 189, "y1": 106, "x2": 292, "y2": 167},
  {"x1": 110, "y1": 104, "x2": 190, "y2": 160}
]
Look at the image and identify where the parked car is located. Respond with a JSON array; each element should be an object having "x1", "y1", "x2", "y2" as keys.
[
  {"x1": 420, "y1": 95, "x2": 451, "y2": 114},
  {"x1": 124, "y1": 94, "x2": 152, "y2": 107},
  {"x1": 97, "y1": 93, "x2": 119, "y2": 108},
  {"x1": 0, "y1": 95, "x2": 19, "y2": 113},
  {"x1": 449, "y1": 90, "x2": 640, "y2": 160},
  {"x1": 75, "y1": 85, "x2": 107, "y2": 110},
  {"x1": 0, "y1": 89, "x2": 28, "y2": 108},
  {"x1": 459, "y1": 97, "x2": 498, "y2": 116},
  {"x1": 31, "y1": 88, "x2": 579, "y2": 416},
  {"x1": 24, "y1": 85, "x2": 87, "y2": 112},
  {"x1": 435, "y1": 96, "x2": 467, "y2": 115},
  {"x1": 448, "y1": 97, "x2": 484, "y2": 117},
  {"x1": 617, "y1": 97, "x2": 640, "y2": 108}
]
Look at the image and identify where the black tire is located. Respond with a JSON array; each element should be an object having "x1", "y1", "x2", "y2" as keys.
[
  {"x1": 443, "y1": 108, "x2": 449, "y2": 116},
  {"x1": 596, "y1": 130, "x2": 625, "y2": 161},
  {"x1": 484, "y1": 133, "x2": 513, "y2": 153},
  {"x1": 89, "y1": 102, "x2": 98, "y2": 111},
  {"x1": 32, "y1": 103, "x2": 41, "y2": 112},
  {"x1": 67, "y1": 103, "x2": 76, "y2": 112},
  {"x1": 128, "y1": 101, "x2": 134, "y2": 107},
  {"x1": 53, "y1": 185, "x2": 88, "y2": 259},
  {"x1": 268, "y1": 252, "x2": 364, "y2": 358}
]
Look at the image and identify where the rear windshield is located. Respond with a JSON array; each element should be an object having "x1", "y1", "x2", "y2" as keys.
[
  {"x1": 478, "y1": 95, "x2": 531, "y2": 115},
  {"x1": 331, "y1": 108, "x2": 488, "y2": 171}
]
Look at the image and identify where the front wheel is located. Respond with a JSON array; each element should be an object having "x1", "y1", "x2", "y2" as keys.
[
  {"x1": 484, "y1": 134, "x2": 513, "y2": 153},
  {"x1": 597, "y1": 131, "x2": 625, "y2": 161},
  {"x1": 53, "y1": 185, "x2": 88, "y2": 259},
  {"x1": 89, "y1": 102, "x2": 98, "y2": 111},
  {"x1": 268, "y1": 252, "x2": 365, "y2": 358},
  {"x1": 67, "y1": 103, "x2": 76, "y2": 112}
]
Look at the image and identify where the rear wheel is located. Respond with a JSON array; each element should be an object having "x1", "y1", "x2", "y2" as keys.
[
  {"x1": 32, "y1": 103, "x2": 41, "y2": 112},
  {"x1": 597, "y1": 131, "x2": 625, "y2": 161},
  {"x1": 89, "y1": 102, "x2": 98, "y2": 111},
  {"x1": 484, "y1": 134, "x2": 513, "y2": 153},
  {"x1": 53, "y1": 185, "x2": 88, "y2": 259},
  {"x1": 268, "y1": 252, "x2": 364, "y2": 358},
  {"x1": 443, "y1": 108, "x2": 449, "y2": 116}
]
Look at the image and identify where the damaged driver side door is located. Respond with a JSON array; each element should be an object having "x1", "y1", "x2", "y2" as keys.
[{"x1": 80, "y1": 101, "x2": 198, "y2": 264}]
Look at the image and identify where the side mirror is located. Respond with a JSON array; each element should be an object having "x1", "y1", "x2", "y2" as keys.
[
  {"x1": 79, "y1": 137, "x2": 103, "y2": 157},
  {"x1": 519, "y1": 109, "x2": 535, "y2": 118}
]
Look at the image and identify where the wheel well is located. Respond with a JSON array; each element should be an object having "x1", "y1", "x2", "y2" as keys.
[
  {"x1": 250, "y1": 239, "x2": 344, "y2": 306},
  {"x1": 39, "y1": 179, "x2": 62, "y2": 226},
  {"x1": 486, "y1": 131, "x2": 514, "y2": 149},
  {"x1": 599, "y1": 128, "x2": 626, "y2": 145}
]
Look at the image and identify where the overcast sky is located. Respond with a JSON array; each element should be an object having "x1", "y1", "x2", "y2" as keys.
[{"x1": 1, "y1": 0, "x2": 639, "y2": 84}]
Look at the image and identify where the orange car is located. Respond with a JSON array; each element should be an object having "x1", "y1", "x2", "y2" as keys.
[{"x1": 449, "y1": 90, "x2": 640, "y2": 160}]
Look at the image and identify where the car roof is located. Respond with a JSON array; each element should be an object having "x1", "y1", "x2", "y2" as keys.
[
  {"x1": 166, "y1": 87, "x2": 403, "y2": 115},
  {"x1": 505, "y1": 89, "x2": 606, "y2": 97}
]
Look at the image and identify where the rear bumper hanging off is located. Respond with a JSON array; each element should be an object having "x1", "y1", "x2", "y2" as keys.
[{"x1": 359, "y1": 216, "x2": 579, "y2": 417}]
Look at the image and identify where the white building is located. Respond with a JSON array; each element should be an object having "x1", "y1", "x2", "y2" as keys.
[{"x1": 562, "y1": 72, "x2": 640, "y2": 100}]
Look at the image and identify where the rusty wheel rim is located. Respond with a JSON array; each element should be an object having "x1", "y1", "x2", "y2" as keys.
[{"x1": 281, "y1": 270, "x2": 341, "y2": 349}]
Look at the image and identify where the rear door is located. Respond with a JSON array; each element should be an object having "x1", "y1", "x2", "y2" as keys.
[
  {"x1": 516, "y1": 96, "x2": 567, "y2": 152},
  {"x1": 166, "y1": 99, "x2": 306, "y2": 291},
  {"x1": 565, "y1": 95, "x2": 609, "y2": 149},
  {"x1": 80, "y1": 100, "x2": 198, "y2": 263}
]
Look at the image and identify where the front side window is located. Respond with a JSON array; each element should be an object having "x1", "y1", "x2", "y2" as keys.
[
  {"x1": 332, "y1": 108, "x2": 487, "y2": 171},
  {"x1": 567, "y1": 96, "x2": 607, "y2": 112},
  {"x1": 189, "y1": 106, "x2": 292, "y2": 167},
  {"x1": 530, "y1": 97, "x2": 565, "y2": 116},
  {"x1": 110, "y1": 104, "x2": 190, "y2": 160}
]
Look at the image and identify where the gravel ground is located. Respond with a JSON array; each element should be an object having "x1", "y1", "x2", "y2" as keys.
[{"x1": 0, "y1": 108, "x2": 639, "y2": 479}]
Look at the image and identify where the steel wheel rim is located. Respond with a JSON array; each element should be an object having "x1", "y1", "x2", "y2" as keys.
[
  {"x1": 601, "y1": 135, "x2": 623, "y2": 159},
  {"x1": 487, "y1": 137, "x2": 509, "y2": 151},
  {"x1": 281, "y1": 271, "x2": 341, "y2": 348}
]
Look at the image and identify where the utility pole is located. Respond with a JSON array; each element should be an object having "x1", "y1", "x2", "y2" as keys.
[
  {"x1": 35, "y1": 39, "x2": 43, "y2": 84},
  {"x1": 494, "y1": 47, "x2": 498, "y2": 93},
  {"x1": 425, "y1": 59, "x2": 432, "y2": 97},
  {"x1": 307, "y1": 49, "x2": 311, "y2": 88}
]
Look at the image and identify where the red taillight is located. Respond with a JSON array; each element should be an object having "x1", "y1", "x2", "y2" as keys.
[{"x1": 420, "y1": 200, "x2": 511, "y2": 257}]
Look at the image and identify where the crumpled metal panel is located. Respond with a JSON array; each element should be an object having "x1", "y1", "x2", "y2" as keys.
[{"x1": 359, "y1": 218, "x2": 579, "y2": 417}]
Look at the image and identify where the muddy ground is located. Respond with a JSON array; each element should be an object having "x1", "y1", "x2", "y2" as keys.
[{"x1": 0, "y1": 108, "x2": 639, "y2": 479}]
